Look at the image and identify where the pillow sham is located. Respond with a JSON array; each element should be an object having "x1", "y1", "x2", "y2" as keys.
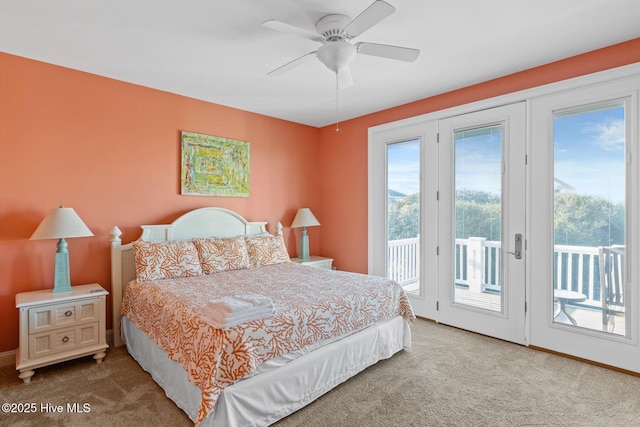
[
  {"x1": 245, "y1": 233, "x2": 290, "y2": 267},
  {"x1": 132, "y1": 240, "x2": 203, "y2": 281},
  {"x1": 192, "y1": 237, "x2": 251, "y2": 274}
]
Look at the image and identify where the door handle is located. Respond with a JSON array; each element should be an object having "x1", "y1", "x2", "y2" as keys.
[{"x1": 514, "y1": 233, "x2": 522, "y2": 259}]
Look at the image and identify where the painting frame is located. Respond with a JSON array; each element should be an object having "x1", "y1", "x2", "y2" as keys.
[{"x1": 181, "y1": 131, "x2": 250, "y2": 197}]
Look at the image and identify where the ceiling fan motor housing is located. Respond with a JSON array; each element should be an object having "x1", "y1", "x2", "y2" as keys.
[{"x1": 316, "y1": 14, "x2": 352, "y2": 40}]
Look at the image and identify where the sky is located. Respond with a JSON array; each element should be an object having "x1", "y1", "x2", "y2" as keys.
[
  {"x1": 387, "y1": 139, "x2": 420, "y2": 196},
  {"x1": 554, "y1": 104, "x2": 625, "y2": 203},
  {"x1": 454, "y1": 124, "x2": 502, "y2": 195},
  {"x1": 387, "y1": 104, "x2": 626, "y2": 204}
]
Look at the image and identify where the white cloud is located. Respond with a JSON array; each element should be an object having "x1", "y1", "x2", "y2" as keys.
[{"x1": 593, "y1": 118, "x2": 625, "y2": 151}]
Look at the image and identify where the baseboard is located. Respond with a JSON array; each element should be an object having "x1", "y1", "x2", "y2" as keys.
[
  {"x1": 0, "y1": 349, "x2": 16, "y2": 368},
  {"x1": 529, "y1": 345, "x2": 640, "y2": 377}
]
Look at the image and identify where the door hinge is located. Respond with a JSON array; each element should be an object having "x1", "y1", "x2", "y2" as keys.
[
  {"x1": 436, "y1": 133, "x2": 440, "y2": 143},
  {"x1": 525, "y1": 301, "x2": 528, "y2": 313},
  {"x1": 436, "y1": 191, "x2": 439, "y2": 201},
  {"x1": 525, "y1": 154, "x2": 528, "y2": 165},
  {"x1": 436, "y1": 246, "x2": 439, "y2": 255},
  {"x1": 436, "y1": 301, "x2": 439, "y2": 311}
]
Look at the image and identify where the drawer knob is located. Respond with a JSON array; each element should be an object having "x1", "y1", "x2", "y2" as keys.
[
  {"x1": 64, "y1": 310, "x2": 72, "y2": 317},
  {"x1": 62, "y1": 336, "x2": 70, "y2": 343}
]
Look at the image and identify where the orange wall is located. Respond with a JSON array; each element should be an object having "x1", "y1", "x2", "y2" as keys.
[
  {"x1": 317, "y1": 38, "x2": 640, "y2": 274},
  {"x1": 0, "y1": 52, "x2": 321, "y2": 352}
]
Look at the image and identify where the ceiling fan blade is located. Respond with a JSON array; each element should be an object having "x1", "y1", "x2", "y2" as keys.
[
  {"x1": 342, "y1": 0, "x2": 395, "y2": 38},
  {"x1": 262, "y1": 20, "x2": 323, "y2": 42},
  {"x1": 356, "y1": 42, "x2": 420, "y2": 62},
  {"x1": 267, "y1": 51, "x2": 318, "y2": 77},
  {"x1": 337, "y1": 67, "x2": 353, "y2": 89}
]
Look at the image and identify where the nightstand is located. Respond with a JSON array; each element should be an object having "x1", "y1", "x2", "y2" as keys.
[
  {"x1": 16, "y1": 283, "x2": 109, "y2": 384},
  {"x1": 290, "y1": 255, "x2": 334, "y2": 269}
]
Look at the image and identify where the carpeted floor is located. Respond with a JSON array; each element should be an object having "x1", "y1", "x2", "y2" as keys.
[{"x1": 1, "y1": 319, "x2": 639, "y2": 426}]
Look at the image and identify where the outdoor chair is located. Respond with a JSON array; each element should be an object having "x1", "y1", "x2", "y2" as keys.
[{"x1": 598, "y1": 245, "x2": 625, "y2": 332}]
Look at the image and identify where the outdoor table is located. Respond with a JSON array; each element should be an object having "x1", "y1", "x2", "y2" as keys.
[{"x1": 554, "y1": 289, "x2": 587, "y2": 325}]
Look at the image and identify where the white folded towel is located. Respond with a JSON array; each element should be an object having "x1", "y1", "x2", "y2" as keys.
[
  {"x1": 202, "y1": 305, "x2": 276, "y2": 330},
  {"x1": 234, "y1": 294, "x2": 273, "y2": 307},
  {"x1": 201, "y1": 294, "x2": 275, "y2": 330},
  {"x1": 206, "y1": 296, "x2": 255, "y2": 314}
]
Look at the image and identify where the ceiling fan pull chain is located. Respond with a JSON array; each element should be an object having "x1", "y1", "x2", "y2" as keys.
[{"x1": 335, "y1": 71, "x2": 341, "y2": 132}]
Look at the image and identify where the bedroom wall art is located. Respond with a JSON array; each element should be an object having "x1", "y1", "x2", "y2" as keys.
[{"x1": 181, "y1": 131, "x2": 250, "y2": 197}]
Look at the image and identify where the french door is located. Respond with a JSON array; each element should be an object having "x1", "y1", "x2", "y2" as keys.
[
  {"x1": 369, "y1": 121, "x2": 437, "y2": 318},
  {"x1": 369, "y1": 104, "x2": 527, "y2": 340},
  {"x1": 530, "y1": 78, "x2": 639, "y2": 372},
  {"x1": 370, "y1": 65, "x2": 640, "y2": 372},
  {"x1": 437, "y1": 103, "x2": 527, "y2": 344}
]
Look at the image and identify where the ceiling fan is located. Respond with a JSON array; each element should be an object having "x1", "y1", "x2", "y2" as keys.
[{"x1": 263, "y1": 0, "x2": 420, "y2": 88}]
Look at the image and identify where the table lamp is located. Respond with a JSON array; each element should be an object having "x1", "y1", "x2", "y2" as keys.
[
  {"x1": 290, "y1": 208, "x2": 320, "y2": 260},
  {"x1": 31, "y1": 206, "x2": 94, "y2": 293}
]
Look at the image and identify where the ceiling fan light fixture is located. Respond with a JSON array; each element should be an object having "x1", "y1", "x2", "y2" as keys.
[{"x1": 317, "y1": 41, "x2": 357, "y2": 72}]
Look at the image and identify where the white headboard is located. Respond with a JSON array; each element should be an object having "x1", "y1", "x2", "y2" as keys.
[{"x1": 109, "y1": 207, "x2": 274, "y2": 347}]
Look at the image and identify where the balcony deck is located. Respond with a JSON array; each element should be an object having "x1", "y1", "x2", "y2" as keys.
[
  {"x1": 403, "y1": 282, "x2": 626, "y2": 337},
  {"x1": 394, "y1": 237, "x2": 625, "y2": 337}
]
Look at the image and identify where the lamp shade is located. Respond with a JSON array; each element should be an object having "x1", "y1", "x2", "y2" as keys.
[
  {"x1": 31, "y1": 206, "x2": 93, "y2": 240},
  {"x1": 31, "y1": 206, "x2": 93, "y2": 293},
  {"x1": 290, "y1": 208, "x2": 320, "y2": 228}
]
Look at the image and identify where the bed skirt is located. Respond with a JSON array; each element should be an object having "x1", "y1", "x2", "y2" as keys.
[{"x1": 123, "y1": 316, "x2": 411, "y2": 426}]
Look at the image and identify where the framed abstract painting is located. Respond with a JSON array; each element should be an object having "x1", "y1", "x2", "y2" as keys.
[{"x1": 181, "y1": 131, "x2": 250, "y2": 197}]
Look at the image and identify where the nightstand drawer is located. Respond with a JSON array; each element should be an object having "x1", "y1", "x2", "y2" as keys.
[
  {"x1": 29, "y1": 322, "x2": 100, "y2": 359},
  {"x1": 311, "y1": 259, "x2": 332, "y2": 269},
  {"x1": 28, "y1": 300, "x2": 100, "y2": 333}
]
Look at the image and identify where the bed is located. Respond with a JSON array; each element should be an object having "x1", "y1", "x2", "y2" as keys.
[{"x1": 110, "y1": 207, "x2": 415, "y2": 426}]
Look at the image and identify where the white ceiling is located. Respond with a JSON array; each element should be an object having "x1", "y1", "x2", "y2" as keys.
[{"x1": 1, "y1": 1, "x2": 639, "y2": 128}]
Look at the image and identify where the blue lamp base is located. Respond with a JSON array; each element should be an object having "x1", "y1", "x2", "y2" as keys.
[
  {"x1": 298, "y1": 227, "x2": 310, "y2": 260},
  {"x1": 53, "y1": 238, "x2": 72, "y2": 293}
]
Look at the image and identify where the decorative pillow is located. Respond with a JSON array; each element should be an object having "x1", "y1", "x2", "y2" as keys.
[
  {"x1": 245, "y1": 233, "x2": 290, "y2": 267},
  {"x1": 192, "y1": 237, "x2": 251, "y2": 274},
  {"x1": 132, "y1": 240, "x2": 203, "y2": 281}
]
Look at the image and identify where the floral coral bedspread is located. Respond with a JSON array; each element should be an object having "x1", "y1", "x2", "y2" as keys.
[{"x1": 121, "y1": 262, "x2": 415, "y2": 425}]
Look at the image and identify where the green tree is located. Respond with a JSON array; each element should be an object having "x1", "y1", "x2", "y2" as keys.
[
  {"x1": 455, "y1": 190, "x2": 501, "y2": 240},
  {"x1": 388, "y1": 193, "x2": 420, "y2": 240},
  {"x1": 554, "y1": 193, "x2": 624, "y2": 247},
  {"x1": 387, "y1": 189, "x2": 624, "y2": 248}
]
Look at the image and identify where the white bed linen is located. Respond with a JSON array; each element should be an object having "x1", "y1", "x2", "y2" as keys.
[{"x1": 123, "y1": 315, "x2": 411, "y2": 426}]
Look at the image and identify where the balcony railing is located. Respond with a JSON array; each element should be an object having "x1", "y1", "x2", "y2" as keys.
[
  {"x1": 388, "y1": 237, "x2": 603, "y2": 308},
  {"x1": 553, "y1": 244, "x2": 601, "y2": 307},
  {"x1": 388, "y1": 237, "x2": 419, "y2": 286}
]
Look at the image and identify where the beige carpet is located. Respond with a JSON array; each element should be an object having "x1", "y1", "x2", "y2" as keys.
[{"x1": 2, "y1": 319, "x2": 639, "y2": 426}]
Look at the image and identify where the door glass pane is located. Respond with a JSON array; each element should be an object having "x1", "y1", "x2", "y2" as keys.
[
  {"x1": 387, "y1": 139, "x2": 420, "y2": 294},
  {"x1": 553, "y1": 101, "x2": 627, "y2": 336},
  {"x1": 454, "y1": 125, "x2": 502, "y2": 312}
]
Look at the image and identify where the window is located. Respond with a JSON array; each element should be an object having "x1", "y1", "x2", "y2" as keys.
[
  {"x1": 553, "y1": 101, "x2": 627, "y2": 335},
  {"x1": 387, "y1": 139, "x2": 421, "y2": 294}
]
